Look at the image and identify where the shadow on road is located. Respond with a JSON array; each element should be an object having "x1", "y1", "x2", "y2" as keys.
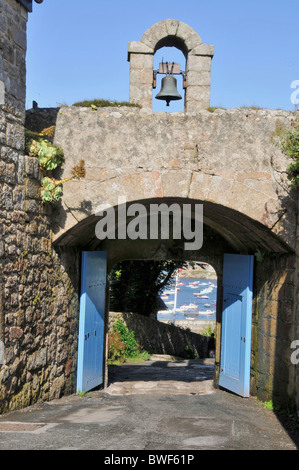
[{"x1": 107, "y1": 357, "x2": 215, "y2": 395}]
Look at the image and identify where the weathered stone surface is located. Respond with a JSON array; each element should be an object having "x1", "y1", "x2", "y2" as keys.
[
  {"x1": 176, "y1": 21, "x2": 203, "y2": 50},
  {"x1": 190, "y1": 44, "x2": 215, "y2": 57},
  {"x1": 185, "y1": 85, "x2": 210, "y2": 105},
  {"x1": 127, "y1": 41, "x2": 154, "y2": 56},
  {"x1": 129, "y1": 53, "x2": 154, "y2": 70},
  {"x1": 9, "y1": 327, "x2": 23, "y2": 340},
  {"x1": 187, "y1": 55, "x2": 212, "y2": 72},
  {"x1": 165, "y1": 18, "x2": 179, "y2": 36},
  {"x1": 0, "y1": 104, "x2": 80, "y2": 413},
  {"x1": 51, "y1": 106, "x2": 297, "y2": 253},
  {"x1": 141, "y1": 20, "x2": 168, "y2": 50},
  {"x1": 0, "y1": 1, "x2": 27, "y2": 109},
  {"x1": 27, "y1": 348, "x2": 47, "y2": 371},
  {"x1": 49, "y1": 375, "x2": 65, "y2": 400},
  {"x1": 187, "y1": 71, "x2": 211, "y2": 87}
]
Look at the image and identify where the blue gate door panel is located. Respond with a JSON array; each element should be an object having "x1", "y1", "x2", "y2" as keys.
[
  {"x1": 219, "y1": 254, "x2": 254, "y2": 397},
  {"x1": 77, "y1": 251, "x2": 107, "y2": 393}
]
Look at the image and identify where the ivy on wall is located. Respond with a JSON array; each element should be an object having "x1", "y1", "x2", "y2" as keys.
[{"x1": 25, "y1": 126, "x2": 86, "y2": 203}]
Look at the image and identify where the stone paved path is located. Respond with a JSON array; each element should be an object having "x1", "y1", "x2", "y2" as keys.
[{"x1": 0, "y1": 357, "x2": 298, "y2": 451}]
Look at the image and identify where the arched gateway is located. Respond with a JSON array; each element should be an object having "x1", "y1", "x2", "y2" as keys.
[
  {"x1": 1, "y1": 10, "x2": 298, "y2": 413},
  {"x1": 46, "y1": 21, "x2": 297, "y2": 407}
]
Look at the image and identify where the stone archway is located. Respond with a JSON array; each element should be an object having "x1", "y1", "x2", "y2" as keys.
[
  {"x1": 54, "y1": 195, "x2": 297, "y2": 406},
  {"x1": 22, "y1": 18, "x2": 299, "y2": 412}
]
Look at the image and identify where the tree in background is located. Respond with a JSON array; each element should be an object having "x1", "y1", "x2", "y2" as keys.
[{"x1": 109, "y1": 260, "x2": 186, "y2": 317}]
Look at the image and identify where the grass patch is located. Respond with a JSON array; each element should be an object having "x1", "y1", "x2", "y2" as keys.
[
  {"x1": 206, "y1": 106, "x2": 225, "y2": 112},
  {"x1": 239, "y1": 104, "x2": 262, "y2": 110},
  {"x1": 108, "y1": 350, "x2": 151, "y2": 366},
  {"x1": 72, "y1": 99, "x2": 140, "y2": 109},
  {"x1": 262, "y1": 399, "x2": 275, "y2": 410},
  {"x1": 77, "y1": 390, "x2": 90, "y2": 397}
]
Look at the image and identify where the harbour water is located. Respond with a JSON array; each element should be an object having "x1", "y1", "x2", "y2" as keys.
[{"x1": 157, "y1": 277, "x2": 217, "y2": 323}]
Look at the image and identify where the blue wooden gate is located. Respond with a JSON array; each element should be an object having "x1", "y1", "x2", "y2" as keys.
[
  {"x1": 219, "y1": 254, "x2": 254, "y2": 397},
  {"x1": 77, "y1": 251, "x2": 107, "y2": 393}
]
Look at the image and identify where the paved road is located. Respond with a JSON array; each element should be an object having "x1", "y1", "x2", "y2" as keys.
[{"x1": 0, "y1": 357, "x2": 297, "y2": 451}]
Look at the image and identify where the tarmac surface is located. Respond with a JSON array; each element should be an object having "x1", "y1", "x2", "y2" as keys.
[{"x1": 0, "y1": 356, "x2": 298, "y2": 452}]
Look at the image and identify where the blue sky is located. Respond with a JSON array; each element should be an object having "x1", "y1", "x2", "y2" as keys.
[{"x1": 26, "y1": 0, "x2": 299, "y2": 112}]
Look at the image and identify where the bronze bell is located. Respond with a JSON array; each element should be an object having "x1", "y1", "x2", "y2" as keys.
[{"x1": 155, "y1": 75, "x2": 182, "y2": 106}]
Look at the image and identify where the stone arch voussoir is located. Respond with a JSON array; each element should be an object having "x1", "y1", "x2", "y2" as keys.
[{"x1": 140, "y1": 19, "x2": 203, "y2": 55}]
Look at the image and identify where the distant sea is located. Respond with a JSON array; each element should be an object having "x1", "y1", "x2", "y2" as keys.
[{"x1": 157, "y1": 277, "x2": 217, "y2": 322}]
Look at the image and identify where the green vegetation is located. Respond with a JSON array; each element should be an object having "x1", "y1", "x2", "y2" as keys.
[
  {"x1": 255, "y1": 397, "x2": 299, "y2": 421},
  {"x1": 113, "y1": 318, "x2": 139, "y2": 357},
  {"x1": 108, "y1": 318, "x2": 150, "y2": 365},
  {"x1": 40, "y1": 176, "x2": 63, "y2": 204},
  {"x1": 207, "y1": 105, "x2": 263, "y2": 113},
  {"x1": 272, "y1": 119, "x2": 299, "y2": 189},
  {"x1": 201, "y1": 325, "x2": 216, "y2": 337},
  {"x1": 25, "y1": 127, "x2": 86, "y2": 204},
  {"x1": 180, "y1": 345, "x2": 197, "y2": 359},
  {"x1": 109, "y1": 260, "x2": 186, "y2": 317},
  {"x1": 240, "y1": 104, "x2": 262, "y2": 110},
  {"x1": 206, "y1": 106, "x2": 226, "y2": 113},
  {"x1": 28, "y1": 138, "x2": 64, "y2": 172},
  {"x1": 254, "y1": 249, "x2": 264, "y2": 263},
  {"x1": 40, "y1": 160, "x2": 86, "y2": 204},
  {"x1": 262, "y1": 399, "x2": 275, "y2": 410},
  {"x1": 77, "y1": 390, "x2": 90, "y2": 397},
  {"x1": 72, "y1": 98, "x2": 140, "y2": 109}
]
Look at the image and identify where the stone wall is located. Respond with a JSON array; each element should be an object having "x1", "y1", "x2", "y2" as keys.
[
  {"x1": 0, "y1": 129, "x2": 81, "y2": 412},
  {"x1": 108, "y1": 311, "x2": 210, "y2": 358},
  {"x1": 0, "y1": 0, "x2": 81, "y2": 414},
  {"x1": 250, "y1": 253, "x2": 297, "y2": 409},
  {"x1": 25, "y1": 107, "x2": 60, "y2": 133},
  {"x1": 52, "y1": 105, "x2": 297, "y2": 253},
  {"x1": 0, "y1": 117, "x2": 81, "y2": 413},
  {"x1": 0, "y1": 0, "x2": 28, "y2": 110}
]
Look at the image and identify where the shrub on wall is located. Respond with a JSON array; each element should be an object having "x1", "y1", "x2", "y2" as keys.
[
  {"x1": 108, "y1": 318, "x2": 150, "y2": 364},
  {"x1": 25, "y1": 127, "x2": 86, "y2": 204},
  {"x1": 108, "y1": 330, "x2": 126, "y2": 363},
  {"x1": 272, "y1": 119, "x2": 299, "y2": 189}
]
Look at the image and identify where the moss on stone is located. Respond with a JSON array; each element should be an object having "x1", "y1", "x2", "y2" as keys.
[{"x1": 9, "y1": 382, "x2": 32, "y2": 412}]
